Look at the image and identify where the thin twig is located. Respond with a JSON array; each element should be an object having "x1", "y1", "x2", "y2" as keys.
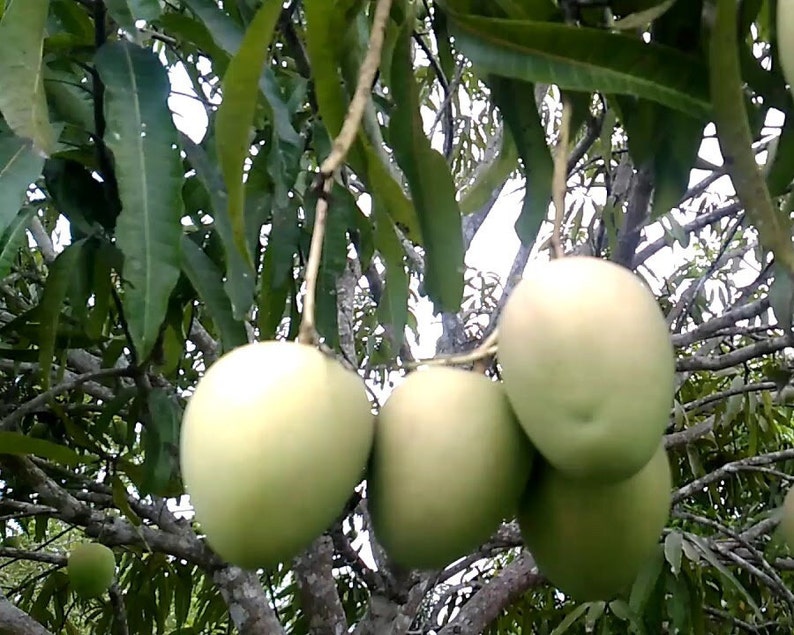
[{"x1": 298, "y1": 0, "x2": 393, "y2": 345}]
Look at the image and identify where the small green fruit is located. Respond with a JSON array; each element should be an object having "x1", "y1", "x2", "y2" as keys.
[
  {"x1": 368, "y1": 367, "x2": 534, "y2": 570},
  {"x1": 29, "y1": 422, "x2": 49, "y2": 439},
  {"x1": 111, "y1": 419, "x2": 128, "y2": 444},
  {"x1": 180, "y1": 341, "x2": 374, "y2": 570},
  {"x1": 67, "y1": 542, "x2": 116, "y2": 599},
  {"x1": 498, "y1": 256, "x2": 675, "y2": 483},
  {"x1": 518, "y1": 443, "x2": 671, "y2": 602}
]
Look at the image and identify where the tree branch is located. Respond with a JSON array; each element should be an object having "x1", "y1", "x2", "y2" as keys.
[
  {"x1": 0, "y1": 593, "x2": 53, "y2": 635},
  {"x1": 437, "y1": 551, "x2": 543, "y2": 635},
  {"x1": 672, "y1": 448, "x2": 794, "y2": 504},
  {"x1": 211, "y1": 565, "x2": 287, "y2": 635},
  {"x1": 293, "y1": 535, "x2": 348, "y2": 635}
]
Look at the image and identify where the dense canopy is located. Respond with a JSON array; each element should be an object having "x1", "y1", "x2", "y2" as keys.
[{"x1": 1, "y1": 0, "x2": 794, "y2": 634}]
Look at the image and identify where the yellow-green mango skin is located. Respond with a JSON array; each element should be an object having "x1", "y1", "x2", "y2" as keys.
[
  {"x1": 367, "y1": 367, "x2": 534, "y2": 570},
  {"x1": 779, "y1": 484, "x2": 794, "y2": 550},
  {"x1": 67, "y1": 542, "x2": 116, "y2": 599},
  {"x1": 498, "y1": 256, "x2": 675, "y2": 483},
  {"x1": 180, "y1": 341, "x2": 374, "y2": 570},
  {"x1": 518, "y1": 443, "x2": 672, "y2": 603},
  {"x1": 779, "y1": 0, "x2": 794, "y2": 101}
]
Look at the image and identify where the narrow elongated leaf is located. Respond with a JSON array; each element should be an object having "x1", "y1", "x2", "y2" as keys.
[
  {"x1": 180, "y1": 134, "x2": 255, "y2": 320},
  {"x1": 374, "y1": 204, "x2": 409, "y2": 351},
  {"x1": 215, "y1": 0, "x2": 281, "y2": 267},
  {"x1": 686, "y1": 533, "x2": 764, "y2": 620},
  {"x1": 389, "y1": 26, "x2": 464, "y2": 313},
  {"x1": 43, "y1": 67, "x2": 95, "y2": 135},
  {"x1": 0, "y1": 134, "x2": 46, "y2": 236},
  {"x1": 303, "y1": 0, "x2": 421, "y2": 242},
  {"x1": 180, "y1": 236, "x2": 248, "y2": 353},
  {"x1": 439, "y1": 2, "x2": 711, "y2": 117},
  {"x1": 0, "y1": 207, "x2": 35, "y2": 280},
  {"x1": 549, "y1": 603, "x2": 589, "y2": 634},
  {"x1": 0, "y1": 0, "x2": 56, "y2": 154},
  {"x1": 489, "y1": 77, "x2": 554, "y2": 247},
  {"x1": 181, "y1": 0, "x2": 244, "y2": 55},
  {"x1": 710, "y1": 0, "x2": 794, "y2": 274},
  {"x1": 0, "y1": 432, "x2": 84, "y2": 467},
  {"x1": 613, "y1": 96, "x2": 706, "y2": 219},
  {"x1": 38, "y1": 239, "x2": 88, "y2": 388},
  {"x1": 459, "y1": 129, "x2": 519, "y2": 216},
  {"x1": 111, "y1": 474, "x2": 142, "y2": 526},
  {"x1": 94, "y1": 41, "x2": 184, "y2": 360},
  {"x1": 140, "y1": 389, "x2": 183, "y2": 498}
]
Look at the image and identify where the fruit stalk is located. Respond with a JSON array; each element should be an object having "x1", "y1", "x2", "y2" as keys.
[
  {"x1": 404, "y1": 328, "x2": 499, "y2": 369},
  {"x1": 298, "y1": 0, "x2": 394, "y2": 345},
  {"x1": 550, "y1": 93, "x2": 573, "y2": 260}
]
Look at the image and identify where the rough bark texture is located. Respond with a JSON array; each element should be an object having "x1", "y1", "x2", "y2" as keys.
[
  {"x1": 212, "y1": 566, "x2": 286, "y2": 635},
  {"x1": 437, "y1": 552, "x2": 543, "y2": 635},
  {"x1": 293, "y1": 536, "x2": 349, "y2": 635},
  {"x1": 0, "y1": 595, "x2": 54, "y2": 635}
]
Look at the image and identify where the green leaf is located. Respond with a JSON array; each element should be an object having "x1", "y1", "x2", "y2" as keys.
[
  {"x1": 215, "y1": 0, "x2": 281, "y2": 268},
  {"x1": 105, "y1": 0, "x2": 162, "y2": 34},
  {"x1": 686, "y1": 533, "x2": 765, "y2": 620},
  {"x1": 664, "y1": 530, "x2": 684, "y2": 576},
  {"x1": 0, "y1": 432, "x2": 85, "y2": 467},
  {"x1": 43, "y1": 158, "x2": 119, "y2": 237},
  {"x1": 305, "y1": 182, "x2": 356, "y2": 349},
  {"x1": 42, "y1": 64, "x2": 95, "y2": 132},
  {"x1": 111, "y1": 473, "x2": 142, "y2": 527},
  {"x1": 438, "y1": 3, "x2": 711, "y2": 117},
  {"x1": 710, "y1": 0, "x2": 794, "y2": 274},
  {"x1": 629, "y1": 545, "x2": 664, "y2": 614},
  {"x1": 181, "y1": 0, "x2": 244, "y2": 55},
  {"x1": 180, "y1": 235, "x2": 248, "y2": 354},
  {"x1": 459, "y1": 127, "x2": 519, "y2": 216},
  {"x1": 374, "y1": 204, "x2": 409, "y2": 351},
  {"x1": 94, "y1": 41, "x2": 184, "y2": 360},
  {"x1": 389, "y1": 25, "x2": 464, "y2": 313},
  {"x1": 303, "y1": 0, "x2": 421, "y2": 243},
  {"x1": 37, "y1": 239, "x2": 88, "y2": 389},
  {"x1": 0, "y1": 0, "x2": 56, "y2": 154},
  {"x1": 180, "y1": 134, "x2": 256, "y2": 320},
  {"x1": 0, "y1": 133, "x2": 47, "y2": 237},
  {"x1": 614, "y1": 96, "x2": 706, "y2": 219},
  {"x1": 550, "y1": 603, "x2": 590, "y2": 634},
  {"x1": 0, "y1": 207, "x2": 35, "y2": 280},
  {"x1": 140, "y1": 389, "x2": 183, "y2": 498},
  {"x1": 256, "y1": 240, "x2": 291, "y2": 340},
  {"x1": 488, "y1": 76, "x2": 553, "y2": 246}
]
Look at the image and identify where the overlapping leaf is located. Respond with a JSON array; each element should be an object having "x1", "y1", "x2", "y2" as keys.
[
  {"x1": 389, "y1": 25, "x2": 464, "y2": 313},
  {"x1": 0, "y1": 0, "x2": 56, "y2": 154},
  {"x1": 94, "y1": 40, "x2": 185, "y2": 360},
  {"x1": 438, "y1": 1, "x2": 711, "y2": 118}
]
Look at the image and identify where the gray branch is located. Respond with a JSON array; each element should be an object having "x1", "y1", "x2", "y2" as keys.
[
  {"x1": 0, "y1": 594, "x2": 53, "y2": 635},
  {"x1": 293, "y1": 535, "x2": 348, "y2": 635},
  {"x1": 437, "y1": 551, "x2": 543, "y2": 635},
  {"x1": 212, "y1": 566, "x2": 286, "y2": 635}
]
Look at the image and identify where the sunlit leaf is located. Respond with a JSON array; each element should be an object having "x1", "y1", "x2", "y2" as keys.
[{"x1": 0, "y1": 0, "x2": 56, "y2": 154}]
